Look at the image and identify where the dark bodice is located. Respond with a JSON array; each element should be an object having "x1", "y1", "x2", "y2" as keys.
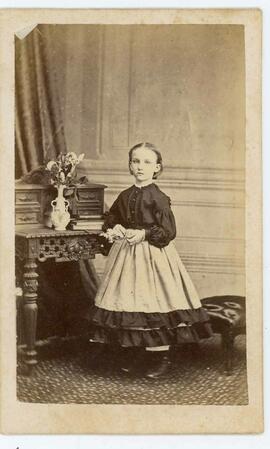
[{"x1": 103, "y1": 183, "x2": 176, "y2": 248}]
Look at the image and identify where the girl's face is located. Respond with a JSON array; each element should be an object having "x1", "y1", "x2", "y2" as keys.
[{"x1": 130, "y1": 147, "x2": 161, "y2": 183}]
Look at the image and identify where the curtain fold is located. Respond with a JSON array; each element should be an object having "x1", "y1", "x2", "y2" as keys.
[
  {"x1": 15, "y1": 26, "x2": 99, "y2": 341},
  {"x1": 15, "y1": 26, "x2": 67, "y2": 179}
]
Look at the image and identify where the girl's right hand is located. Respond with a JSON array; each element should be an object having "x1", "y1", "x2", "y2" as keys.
[{"x1": 112, "y1": 224, "x2": 126, "y2": 238}]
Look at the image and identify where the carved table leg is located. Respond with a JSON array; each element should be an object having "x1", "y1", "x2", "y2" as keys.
[{"x1": 22, "y1": 258, "x2": 38, "y2": 375}]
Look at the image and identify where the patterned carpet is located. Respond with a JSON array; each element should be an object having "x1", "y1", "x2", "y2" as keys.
[{"x1": 17, "y1": 335, "x2": 248, "y2": 405}]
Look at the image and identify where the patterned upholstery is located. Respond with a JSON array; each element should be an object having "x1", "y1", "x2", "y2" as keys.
[
  {"x1": 201, "y1": 295, "x2": 246, "y2": 331},
  {"x1": 201, "y1": 295, "x2": 246, "y2": 375}
]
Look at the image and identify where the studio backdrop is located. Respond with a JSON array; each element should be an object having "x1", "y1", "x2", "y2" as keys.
[{"x1": 15, "y1": 24, "x2": 245, "y2": 340}]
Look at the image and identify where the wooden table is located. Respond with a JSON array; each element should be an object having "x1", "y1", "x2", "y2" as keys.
[{"x1": 15, "y1": 227, "x2": 106, "y2": 375}]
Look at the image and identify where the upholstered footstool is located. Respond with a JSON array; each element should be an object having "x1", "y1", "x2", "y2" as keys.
[{"x1": 201, "y1": 295, "x2": 246, "y2": 375}]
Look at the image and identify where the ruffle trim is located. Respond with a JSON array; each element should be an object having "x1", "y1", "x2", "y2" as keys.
[
  {"x1": 88, "y1": 305, "x2": 211, "y2": 330},
  {"x1": 89, "y1": 323, "x2": 212, "y2": 347},
  {"x1": 87, "y1": 305, "x2": 213, "y2": 347}
]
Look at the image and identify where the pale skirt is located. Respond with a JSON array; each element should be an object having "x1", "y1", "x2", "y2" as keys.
[
  {"x1": 95, "y1": 239, "x2": 201, "y2": 313},
  {"x1": 88, "y1": 239, "x2": 212, "y2": 347}
]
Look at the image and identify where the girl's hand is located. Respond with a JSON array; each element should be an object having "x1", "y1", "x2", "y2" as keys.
[
  {"x1": 126, "y1": 229, "x2": 145, "y2": 246},
  {"x1": 112, "y1": 224, "x2": 126, "y2": 238},
  {"x1": 102, "y1": 224, "x2": 126, "y2": 243}
]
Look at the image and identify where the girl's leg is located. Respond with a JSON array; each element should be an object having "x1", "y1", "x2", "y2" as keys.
[
  {"x1": 119, "y1": 346, "x2": 172, "y2": 377},
  {"x1": 145, "y1": 345, "x2": 170, "y2": 352},
  {"x1": 120, "y1": 346, "x2": 146, "y2": 373},
  {"x1": 145, "y1": 345, "x2": 171, "y2": 378},
  {"x1": 120, "y1": 346, "x2": 136, "y2": 372}
]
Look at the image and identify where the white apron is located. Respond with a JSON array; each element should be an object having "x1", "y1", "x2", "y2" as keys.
[{"x1": 95, "y1": 239, "x2": 202, "y2": 314}]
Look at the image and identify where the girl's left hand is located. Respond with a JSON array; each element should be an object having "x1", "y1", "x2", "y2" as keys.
[{"x1": 126, "y1": 229, "x2": 145, "y2": 246}]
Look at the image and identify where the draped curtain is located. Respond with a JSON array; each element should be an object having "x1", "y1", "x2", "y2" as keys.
[
  {"x1": 15, "y1": 26, "x2": 99, "y2": 341},
  {"x1": 15, "y1": 25, "x2": 67, "y2": 178}
]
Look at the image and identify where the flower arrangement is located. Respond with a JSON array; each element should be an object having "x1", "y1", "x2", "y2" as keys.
[{"x1": 46, "y1": 152, "x2": 85, "y2": 187}]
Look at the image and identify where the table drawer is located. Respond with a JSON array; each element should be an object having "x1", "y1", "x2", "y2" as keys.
[
  {"x1": 15, "y1": 190, "x2": 40, "y2": 206},
  {"x1": 76, "y1": 189, "x2": 102, "y2": 203},
  {"x1": 16, "y1": 210, "x2": 40, "y2": 225}
]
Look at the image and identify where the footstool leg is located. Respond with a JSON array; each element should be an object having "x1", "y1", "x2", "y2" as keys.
[{"x1": 222, "y1": 329, "x2": 235, "y2": 376}]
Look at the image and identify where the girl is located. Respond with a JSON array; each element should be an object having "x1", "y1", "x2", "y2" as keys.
[{"x1": 89, "y1": 142, "x2": 212, "y2": 378}]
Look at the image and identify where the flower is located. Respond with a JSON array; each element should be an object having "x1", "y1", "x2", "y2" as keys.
[
  {"x1": 45, "y1": 152, "x2": 85, "y2": 187},
  {"x1": 46, "y1": 160, "x2": 58, "y2": 171}
]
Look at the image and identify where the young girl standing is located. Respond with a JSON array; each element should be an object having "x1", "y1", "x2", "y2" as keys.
[{"x1": 89, "y1": 142, "x2": 212, "y2": 378}]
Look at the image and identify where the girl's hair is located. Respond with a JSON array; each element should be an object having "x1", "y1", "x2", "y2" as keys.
[{"x1": 128, "y1": 142, "x2": 163, "y2": 179}]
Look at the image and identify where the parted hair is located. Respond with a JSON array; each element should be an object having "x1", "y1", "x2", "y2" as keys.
[{"x1": 128, "y1": 142, "x2": 163, "y2": 179}]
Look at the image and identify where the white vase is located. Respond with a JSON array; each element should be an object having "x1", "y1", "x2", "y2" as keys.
[{"x1": 51, "y1": 184, "x2": 70, "y2": 231}]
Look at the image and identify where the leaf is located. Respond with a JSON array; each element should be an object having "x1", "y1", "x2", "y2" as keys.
[
  {"x1": 78, "y1": 176, "x2": 88, "y2": 184},
  {"x1": 77, "y1": 153, "x2": 85, "y2": 163},
  {"x1": 46, "y1": 160, "x2": 57, "y2": 171},
  {"x1": 64, "y1": 188, "x2": 75, "y2": 197}
]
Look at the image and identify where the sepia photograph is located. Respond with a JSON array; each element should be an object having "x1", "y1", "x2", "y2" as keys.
[{"x1": 0, "y1": 8, "x2": 262, "y2": 435}]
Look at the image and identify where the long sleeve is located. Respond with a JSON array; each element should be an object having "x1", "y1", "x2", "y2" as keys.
[
  {"x1": 102, "y1": 197, "x2": 121, "y2": 232},
  {"x1": 99, "y1": 197, "x2": 122, "y2": 256},
  {"x1": 101, "y1": 184, "x2": 177, "y2": 249},
  {"x1": 144, "y1": 198, "x2": 176, "y2": 248}
]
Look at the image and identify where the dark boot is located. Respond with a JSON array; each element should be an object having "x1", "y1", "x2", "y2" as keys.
[
  {"x1": 120, "y1": 347, "x2": 146, "y2": 374},
  {"x1": 145, "y1": 352, "x2": 171, "y2": 379},
  {"x1": 120, "y1": 348, "x2": 135, "y2": 373}
]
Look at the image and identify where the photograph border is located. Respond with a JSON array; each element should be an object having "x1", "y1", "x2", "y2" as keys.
[{"x1": 0, "y1": 7, "x2": 262, "y2": 435}]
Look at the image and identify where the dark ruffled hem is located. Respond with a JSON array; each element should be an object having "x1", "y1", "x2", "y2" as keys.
[
  {"x1": 89, "y1": 322, "x2": 212, "y2": 347},
  {"x1": 87, "y1": 305, "x2": 213, "y2": 347},
  {"x1": 88, "y1": 304, "x2": 212, "y2": 331}
]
